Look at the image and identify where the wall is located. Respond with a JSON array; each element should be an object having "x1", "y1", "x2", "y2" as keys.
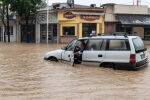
[
  {"x1": 105, "y1": 22, "x2": 116, "y2": 33},
  {"x1": 104, "y1": 5, "x2": 118, "y2": 22},
  {"x1": 114, "y1": 5, "x2": 148, "y2": 14},
  {"x1": 0, "y1": 21, "x2": 17, "y2": 42},
  {"x1": 132, "y1": 27, "x2": 144, "y2": 39}
]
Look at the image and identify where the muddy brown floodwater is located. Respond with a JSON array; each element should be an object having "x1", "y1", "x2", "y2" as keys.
[{"x1": 0, "y1": 43, "x2": 150, "y2": 100}]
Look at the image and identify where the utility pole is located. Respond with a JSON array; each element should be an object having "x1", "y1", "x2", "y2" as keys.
[{"x1": 46, "y1": 0, "x2": 49, "y2": 44}]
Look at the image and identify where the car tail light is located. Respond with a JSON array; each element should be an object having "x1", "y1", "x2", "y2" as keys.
[{"x1": 130, "y1": 54, "x2": 136, "y2": 63}]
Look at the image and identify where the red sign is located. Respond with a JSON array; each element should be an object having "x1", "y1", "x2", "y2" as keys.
[
  {"x1": 64, "y1": 12, "x2": 76, "y2": 19},
  {"x1": 81, "y1": 15, "x2": 100, "y2": 21}
]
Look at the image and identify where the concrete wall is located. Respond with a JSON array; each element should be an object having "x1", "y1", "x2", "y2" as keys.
[
  {"x1": 105, "y1": 22, "x2": 116, "y2": 33},
  {"x1": 1, "y1": 21, "x2": 17, "y2": 42},
  {"x1": 104, "y1": 5, "x2": 118, "y2": 22},
  {"x1": 104, "y1": 5, "x2": 149, "y2": 22},
  {"x1": 114, "y1": 5, "x2": 148, "y2": 14},
  {"x1": 132, "y1": 27, "x2": 144, "y2": 39}
]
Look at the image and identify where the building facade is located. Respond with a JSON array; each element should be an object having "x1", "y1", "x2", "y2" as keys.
[
  {"x1": 57, "y1": 8, "x2": 105, "y2": 43},
  {"x1": 0, "y1": 15, "x2": 18, "y2": 42},
  {"x1": 1, "y1": 3, "x2": 150, "y2": 43},
  {"x1": 36, "y1": 11, "x2": 58, "y2": 43},
  {"x1": 102, "y1": 4, "x2": 150, "y2": 40},
  {"x1": 35, "y1": 3, "x2": 105, "y2": 43}
]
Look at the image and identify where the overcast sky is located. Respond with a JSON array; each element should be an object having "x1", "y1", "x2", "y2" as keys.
[{"x1": 47, "y1": 0, "x2": 150, "y2": 7}]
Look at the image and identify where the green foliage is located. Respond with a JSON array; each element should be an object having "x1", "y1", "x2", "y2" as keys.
[{"x1": 10, "y1": 0, "x2": 47, "y2": 17}]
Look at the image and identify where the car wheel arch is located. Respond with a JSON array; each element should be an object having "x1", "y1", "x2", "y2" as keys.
[{"x1": 48, "y1": 56, "x2": 58, "y2": 62}]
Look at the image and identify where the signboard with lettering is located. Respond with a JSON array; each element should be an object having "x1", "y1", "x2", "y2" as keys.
[
  {"x1": 36, "y1": 13, "x2": 57, "y2": 24},
  {"x1": 63, "y1": 12, "x2": 76, "y2": 19},
  {"x1": 81, "y1": 15, "x2": 100, "y2": 21}
]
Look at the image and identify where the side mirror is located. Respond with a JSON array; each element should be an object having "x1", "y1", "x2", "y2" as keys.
[{"x1": 61, "y1": 46, "x2": 67, "y2": 50}]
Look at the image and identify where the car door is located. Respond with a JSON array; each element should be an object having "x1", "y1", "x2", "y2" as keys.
[
  {"x1": 104, "y1": 39, "x2": 131, "y2": 63},
  {"x1": 61, "y1": 39, "x2": 77, "y2": 66},
  {"x1": 82, "y1": 39, "x2": 106, "y2": 66}
]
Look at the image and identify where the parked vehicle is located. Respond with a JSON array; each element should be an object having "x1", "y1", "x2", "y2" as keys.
[{"x1": 44, "y1": 33, "x2": 148, "y2": 70}]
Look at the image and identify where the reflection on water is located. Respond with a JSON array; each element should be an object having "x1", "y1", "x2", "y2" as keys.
[{"x1": 0, "y1": 43, "x2": 150, "y2": 100}]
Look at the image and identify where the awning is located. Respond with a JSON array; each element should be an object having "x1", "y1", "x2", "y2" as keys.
[
  {"x1": 71, "y1": 11, "x2": 104, "y2": 16},
  {"x1": 117, "y1": 14, "x2": 150, "y2": 26}
]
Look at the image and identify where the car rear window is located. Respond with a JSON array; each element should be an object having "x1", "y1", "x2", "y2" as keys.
[{"x1": 132, "y1": 37, "x2": 146, "y2": 53}]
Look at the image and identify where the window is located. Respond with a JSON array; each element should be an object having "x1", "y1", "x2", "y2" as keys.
[
  {"x1": 63, "y1": 26, "x2": 75, "y2": 36},
  {"x1": 66, "y1": 39, "x2": 77, "y2": 51},
  {"x1": 87, "y1": 39, "x2": 103, "y2": 51},
  {"x1": 133, "y1": 37, "x2": 145, "y2": 52},
  {"x1": 108, "y1": 40, "x2": 128, "y2": 51}
]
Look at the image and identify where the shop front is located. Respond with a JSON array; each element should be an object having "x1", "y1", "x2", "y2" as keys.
[
  {"x1": 117, "y1": 14, "x2": 150, "y2": 40},
  {"x1": 36, "y1": 12, "x2": 58, "y2": 43},
  {"x1": 20, "y1": 16, "x2": 36, "y2": 43},
  {"x1": 57, "y1": 8, "x2": 105, "y2": 43}
]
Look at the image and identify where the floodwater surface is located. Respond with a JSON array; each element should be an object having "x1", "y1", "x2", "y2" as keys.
[{"x1": 0, "y1": 43, "x2": 150, "y2": 100}]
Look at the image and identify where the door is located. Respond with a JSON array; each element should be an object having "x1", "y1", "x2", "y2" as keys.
[
  {"x1": 21, "y1": 25, "x2": 35, "y2": 43},
  {"x1": 61, "y1": 39, "x2": 77, "y2": 66},
  {"x1": 82, "y1": 39, "x2": 106, "y2": 66},
  {"x1": 105, "y1": 39, "x2": 131, "y2": 63}
]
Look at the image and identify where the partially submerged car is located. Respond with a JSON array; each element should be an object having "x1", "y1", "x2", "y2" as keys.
[{"x1": 44, "y1": 34, "x2": 148, "y2": 70}]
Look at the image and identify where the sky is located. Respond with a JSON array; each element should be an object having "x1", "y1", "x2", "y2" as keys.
[{"x1": 47, "y1": 0, "x2": 150, "y2": 7}]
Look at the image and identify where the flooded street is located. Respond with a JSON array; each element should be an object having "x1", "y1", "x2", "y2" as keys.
[{"x1": 0, "y1": 43, "x2": 150, "y2": 100}]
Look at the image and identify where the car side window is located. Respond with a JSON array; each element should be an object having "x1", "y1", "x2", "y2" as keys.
[
  {"x1": 86, "y1": 39, "x2": 103, "y2": 51},
  {"x1": 108, "y1": 40, "x2": 128, "y2": 51}
]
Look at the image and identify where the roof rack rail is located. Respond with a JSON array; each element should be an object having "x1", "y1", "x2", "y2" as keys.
[
  {"x1": 90, "y1": 32, "x2": 137, "y2": 38},
  {"x1": 100, "y1": 32, "x2": 137, "y2": 37}
]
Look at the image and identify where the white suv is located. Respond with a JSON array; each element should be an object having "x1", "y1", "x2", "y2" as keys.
[{"x1": 44, "y1": 34, "x2": 148, "y2": 70}]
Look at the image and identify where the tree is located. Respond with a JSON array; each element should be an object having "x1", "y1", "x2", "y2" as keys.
[
  {"x1": 0, "y1": 0, "x2": 12, "y2": 42},
  {"x1": 0, "y1": 2, "x2": 6, "y2": 42},
  {"x1": 10, "y1": 0, "x2": 46, "y2": 42}
]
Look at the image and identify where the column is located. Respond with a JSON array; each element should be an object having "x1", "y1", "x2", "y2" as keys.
[{"x1": 79, "y1": 23, "x2": 82, "y2": 38}]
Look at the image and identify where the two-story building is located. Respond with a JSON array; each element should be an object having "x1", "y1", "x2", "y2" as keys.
[
  {"x1": 35, "y1": 3, "x2": 105, "y2": 43},
  {"x1": 102, "y1": 3, "x2": 150, "y2": 40}
]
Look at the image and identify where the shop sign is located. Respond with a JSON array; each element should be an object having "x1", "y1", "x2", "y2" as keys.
[
  {"x1": 64, "y1": 12, "x2": 76, "y2": 19},
  {"x1": 81, "y1": 15, "x2": 100, "y2": 21},
  {"x1": 36, "y1": 13, "x2": 57, "y2": 24}
]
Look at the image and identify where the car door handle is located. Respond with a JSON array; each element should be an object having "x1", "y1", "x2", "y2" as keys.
[{"x1": 98, "y1": 55, "x2": 103, "y2": 57}]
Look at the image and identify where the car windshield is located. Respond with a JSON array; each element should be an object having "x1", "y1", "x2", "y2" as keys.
[
  {"x1": 65, "y1": 39, "x2": 77, "y2": 51},
  {"x1": 132, "y1": 37, "x2": 145, "y2": 52}
]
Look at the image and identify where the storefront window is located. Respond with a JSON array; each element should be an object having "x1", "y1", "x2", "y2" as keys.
[
  {"x1": 144, "y1": 28, "x2": 150, "y2": 40},
  {"x1": 63, "y1": 26, "x2": 75, "y2": 36},
  {"x1": 82, "y1": 23, "x2": 96, "y2": 37}
]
